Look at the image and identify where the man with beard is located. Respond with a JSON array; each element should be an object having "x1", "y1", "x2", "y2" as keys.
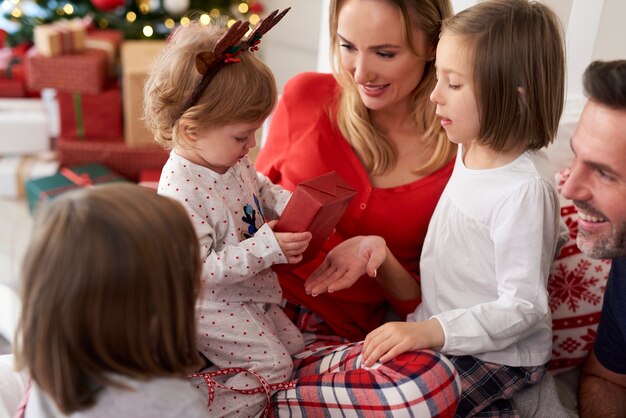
[{"x1": 561, "y1": 60, "x2": 626, "y2": 418}]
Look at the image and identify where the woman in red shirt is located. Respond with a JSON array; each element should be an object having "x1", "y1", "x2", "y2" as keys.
[
  {"x1": 257, "y1": 0, "x2": 456, "y2": 343},
  {"x1": 258, "y1": 1, "x2": 460, "y2": 415}
]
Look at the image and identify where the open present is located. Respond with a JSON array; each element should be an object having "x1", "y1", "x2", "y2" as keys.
[{"x1": 274, "y1": 171, "x2": 356, "y2": 265}]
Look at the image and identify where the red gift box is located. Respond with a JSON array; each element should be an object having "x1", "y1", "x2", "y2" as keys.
[
  {"x1": 138, "y1": 169, "x2": 161, "y2": 191},
  {"x1": 86, "y1": 29, "x2": 124, "y2": 73},
  {"x1": 0, "y1": 78, "x2": 26, "y2": 98},
  {"x1": 56, "y1": 136, "x2": 168, "y2": 182},
  {"x1": 1, "y1": 49, "x2": 28, "y2": 97},
  {"x1": 26, "y1": 48, "x2": 108, "y2": 94},
  {"x1": 274, "y1": 171, "x2": 356, "y2": 265},
  {"x1": 57, "y1": 84, "x2": 122, "y2": 140}
]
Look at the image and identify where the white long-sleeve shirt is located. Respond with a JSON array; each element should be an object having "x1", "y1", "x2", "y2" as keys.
[
  {"x1": 409, "y1": 147, "x2": 561, "y2": 367},
  {"x1": 159, "y1": 152, "x2": 291, "y2": 305}
]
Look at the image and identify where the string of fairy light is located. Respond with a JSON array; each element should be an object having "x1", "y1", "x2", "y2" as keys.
[{"x1": 1, "y1": 0, "x2": 262, "y2": 41}]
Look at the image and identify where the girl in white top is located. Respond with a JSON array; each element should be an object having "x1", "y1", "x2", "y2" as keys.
[
  {"x1": 305, "y1": 1, "x2": 567, "y2": 416},
  {"x1": 144, "y1": 14, "x2": 311, "y2": 417}
]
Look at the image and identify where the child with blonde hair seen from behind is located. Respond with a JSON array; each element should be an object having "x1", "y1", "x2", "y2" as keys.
[
  {"x1": 144, "y1": 11, "x2": 312, "y2": 417},
  {"x1": 15, "y1": 184, "x2": 207, "y2": 417},
  {"x1": 306, "y1": 0, "x2": 566, "y2": 416}
]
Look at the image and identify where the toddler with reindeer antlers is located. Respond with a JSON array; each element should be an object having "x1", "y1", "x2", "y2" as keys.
[{"x1": 144, "y1": 10, "x2": 312, "y2": 417}]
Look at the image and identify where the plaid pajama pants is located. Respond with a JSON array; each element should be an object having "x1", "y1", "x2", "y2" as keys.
[
  {"x1": 269, "y1": 304, "x2": 461, "y2": 417},
  {"x1": 271, "y1": 342, "x2": 461, "y2": 417},
  {"x1": 449, "y1": 355, "x2": 546, "y2": 418}
]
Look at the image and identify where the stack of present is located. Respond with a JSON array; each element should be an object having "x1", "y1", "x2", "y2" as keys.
[
  {"x1": 55, "y1": 40, "x2": 169, "y2": 181},
  {"x1": 23, "y1": 20, "x2": 169, "y2": 182},
  {"x1": 1, "y1": 21, "x2": 171, "y2": 204}
]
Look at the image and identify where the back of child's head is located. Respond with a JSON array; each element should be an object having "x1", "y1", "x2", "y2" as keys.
[
  {"x1": 442, "y1": 0, "x2": 565, "y2": 151},
  {"x1": 144, "y1": 20, "x2": 278, "y2": 150},
  {"x1": 15, "y1": 183, "x2": 202, "y2": 414}
]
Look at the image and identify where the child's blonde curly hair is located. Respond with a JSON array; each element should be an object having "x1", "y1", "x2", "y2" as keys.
[{"x1": 144, "y1": 21, "x2": 278, "y2": 150}]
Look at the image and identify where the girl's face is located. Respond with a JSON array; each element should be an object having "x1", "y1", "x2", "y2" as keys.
[
  {"x1": 337, "y1": 0, "x2": 432, "y2": 116},
  {"x1": 430, "y1": 32, "x2": 481, "y2": 145},
  {"x1": 177, "y1": 121, "x2": 261, "y2": 173}
]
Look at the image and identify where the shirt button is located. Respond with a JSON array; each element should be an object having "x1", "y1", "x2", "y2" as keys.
[
  {"x1": 365, "y1": 187, "x2": 372, "y2": 192},
  {"x1": 359, "y1": 203, "x2": 367, "y2": 210}
]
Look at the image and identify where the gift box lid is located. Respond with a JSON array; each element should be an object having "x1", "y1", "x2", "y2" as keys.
[
  {"x1": 274, "y1": 171, "x2": 356, "y2": 264},
  {"x1": 25, "y1": 163, "x2": 127, "y2": 214}
]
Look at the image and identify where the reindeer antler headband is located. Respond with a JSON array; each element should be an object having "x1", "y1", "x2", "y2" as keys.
[{"x1": 178, "y1": 8, "x2": 290, "y2": 119}]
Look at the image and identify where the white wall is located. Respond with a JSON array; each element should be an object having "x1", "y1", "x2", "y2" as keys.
[{"x1": 260, "y1": 0, "x2": 324, "y2": 92}]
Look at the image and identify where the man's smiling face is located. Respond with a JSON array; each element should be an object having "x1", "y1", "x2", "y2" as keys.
[{"x1": 562, "y1": 99, "x2": 626, "y2": 258}]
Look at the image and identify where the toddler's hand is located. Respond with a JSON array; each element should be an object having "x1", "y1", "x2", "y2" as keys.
[
  {"x1": 305, "y1": 235, "x2": 387, "y2": 296},
  {"x1": 267, "y1": 220, "x2": 312, "y2": 264},
  {"x1": 362, "y1": 319, "x2": 444, "y2": 367}
]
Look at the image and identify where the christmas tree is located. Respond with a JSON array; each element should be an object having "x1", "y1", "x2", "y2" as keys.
[{"x1": 1, "y1": 0, "x2": 264, "y2": 47}]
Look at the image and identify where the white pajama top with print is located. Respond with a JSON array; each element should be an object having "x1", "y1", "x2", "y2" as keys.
[{"x1": 159, "y1": 151, "x2": 304, "y2": 418}]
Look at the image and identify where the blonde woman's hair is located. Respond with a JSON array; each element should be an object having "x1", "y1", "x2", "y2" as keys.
[
  {"x1": 442, "y1": 0, "x2": 565, "y2": 151},
  {"x1": 329, "y1": 0, "x2": 455, "y2": 176},
  {"x1": 144, "y1": 20, "x2": 278, "y2": 150},
  {"x1": 15, "y1": 183, "x2": 202, "y2": 414}
]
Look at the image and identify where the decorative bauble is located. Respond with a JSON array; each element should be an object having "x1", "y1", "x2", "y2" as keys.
[
  {"x1": 90, "y1": 0, "x2": 124, "y2": 11},
  {"x1": 249, "y1": 2, "x2": 264, "y2": 14},
  {"x1": 163, "y1": 0, "x2": 190, "y2": 15}
]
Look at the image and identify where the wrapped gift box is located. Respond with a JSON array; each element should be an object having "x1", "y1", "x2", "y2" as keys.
[
  {"x1": 121, "y1": 41, "x2": 166, "y2": 147},
  {"x1": 138, "y1": 169, "x2": 161, "y2": 191},
  {"x1": 0, "y1": 153, "x2": 59, "y2": 198},
  {"x1": 25, "y1": 163, "x2": 127, "y2": 214},
  {"x1": 26, "y1": 48, "x2": 108, "y2": 94},
  {"x1": 0, "y1": 99, "x2": 49, "y2": 155},
  {"x1": 56, "y1": 136, "x2": 168, "y2": 182},
  {"x1": 86, "y1": 29, "x2": 124, "y2": 74},
  {"x1": 33, "y1": 21, "x2": 86, "y2": 57},
  {"x1": 0, "y1": 79, "x2": 25, "y2": 98},
  {"x1": 274, "y1": 171, "x2": 357, "y2": 264},
  {"x1": 58, "y1": 83, "x2": 122, "y2": 140},
  {"x1": 1, "y1": 48, "x2": 27, "y2": 98}
]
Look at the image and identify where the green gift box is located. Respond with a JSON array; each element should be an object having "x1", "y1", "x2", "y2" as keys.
[{"x1": 25, "y1": 163, "x2": 127, "y2": 214}]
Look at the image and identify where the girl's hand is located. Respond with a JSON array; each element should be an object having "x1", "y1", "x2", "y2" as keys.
[
  {"x1": 362, "y1": 319, "x2": 445, "y2": 367},
  {"x1": 305, "y1": 235, "x2": 387, "y2": 296},
  {"x1": 267, "y1": 220, "x2": 312, "y2": 264}
]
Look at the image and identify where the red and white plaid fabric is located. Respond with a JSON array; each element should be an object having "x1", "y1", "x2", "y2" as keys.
[
  {"x1": 269, "y1": 304, "x2": 460, "y2": 417},
  {"x1": 271, "y1": 342, "x2": 460, "y2": 417}
]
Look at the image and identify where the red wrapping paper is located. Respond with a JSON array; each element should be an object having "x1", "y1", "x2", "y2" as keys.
[
  {"x1": 86, "y1": 29, "x2": 124, "y2": 73},
  {"x1": 26, "y1": 48, "x2": 108, "y2": 94},
  {"x1": 0, "y1": 78, "x2": 26, "y2": 97},
  {"x1": 274, "y1": 171, "x2": 357, "y2": 265},
  {"x1": 57, "y1": 84, "x2": 122, "y2": 140},
  {"x1": 56, "y1": 136, "x2": 168, "y2": 182},
  {"x1": 138, "y1": 169, "x2": 161, "y2": 191}
]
